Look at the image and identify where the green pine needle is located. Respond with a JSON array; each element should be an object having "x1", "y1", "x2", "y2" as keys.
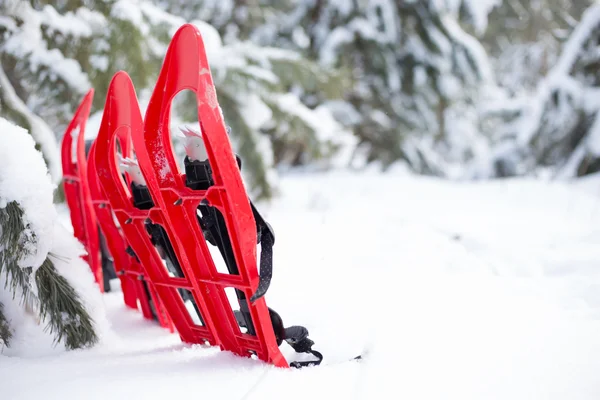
[
  {"x1": 1, "y1": 200, "x2": 98, "y2": 350},
  {"x1": 0, "y1": 201, "x2": 37, "y2": 306},
  {"x1": 0, "y1": 301, "x2": 12, "y2": 347},
  {"x1": 35, "y1": 257, "x2": 98, "y2": 350}
]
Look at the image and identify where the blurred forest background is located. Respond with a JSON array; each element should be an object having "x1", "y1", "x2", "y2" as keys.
[{"x1": 1, "y1": 0, "x2": 600, "y2": 200}]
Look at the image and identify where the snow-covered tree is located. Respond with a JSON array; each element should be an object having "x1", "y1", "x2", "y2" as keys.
[
  {"x1": 0, "y1": 117, "x2": 107, "y2": 351},
  {"x1": 487, "y1": 2, "x2": 600, "y2": 179},
  {"x1": 153, "y1": 0, "x2": 262, "y2": 41},
  {"x1": 0, "y1": 0, "x2": 348, "y2": 200},
  {"x1": 483, "y1": 0, "x2": 593, "y2": 95},
  {"x1": 169, "y1": 20, "x2": 352, "y2": 199},
  {"x1": 0, "y1": 0, "x2": 153, "y2": 183},
  {"x1": 250, "y1": 0, "x2": 501, "y2": 175}
]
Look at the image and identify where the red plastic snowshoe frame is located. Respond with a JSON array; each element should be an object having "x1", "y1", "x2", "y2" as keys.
[
  {"x1": 87, "y1": 124, "x2": 173, "y2": 331},
  {"x1": 60, "y1": 90, "x2": 103, "y2": 289},
  {"x1": 91, "y1": 72, "x2": 178, "y2": 332},
  {"x1": 99, "y1": 24, "x2": 288, "y2": 367},
  {"x1": 59, "y1": 23, "x2": 326, "y2": 368},
  {"x1": 87, "y1": 141, "x2": 137, "y2": 309}
]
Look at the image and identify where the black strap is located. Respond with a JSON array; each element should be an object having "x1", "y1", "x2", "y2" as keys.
[
  {"x1": 284, "y1": 326, "x2": 323, "y2": 368},
  {"x1": 235, "y1": 309, "x2": 323, "y2": 368},
  {"x1": 249, "y1": 223, "x2": 273, "y2": 302},
  {"x1": 183, "y1": 154, "x2": 322, "y2": 366},
  {"x1": 289, "y1": 350, "x2": 324, "y2": 368},
  {"x1": 183, "y1": 155, "x2": 275, "y2": 302},
  {"x1": 248, "y1": 199, "x2": 275, "y2": 302}
]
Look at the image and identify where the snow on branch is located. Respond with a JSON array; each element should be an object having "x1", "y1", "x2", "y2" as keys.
[
  {"x1": 0, "y1": 118, "x2": 56, "y2": 271},
  {"x1": 550, "y1": 2, "x2": 600, "y2": 79},
  {"x1": 517, "y1": 3, "x2": 600, "y2": 147},
  {"x1": 439, "y1": 14, "x2": 495, "y2": 84},
  {"x1": 1, "y1": 2, "x2": 91, "y2": 93},
  {"x1": 0, "y1": 64, "x2": 61, "y2": 183},
  {"x1": 0, "y1": 117, "x2": 110, "y2": 354},
  {"x1": 40, "y1": 5, "x2": 106, "y2": 38},
  {"x1": 432, "y1": 0, "x2": 502, "y2": 36}
]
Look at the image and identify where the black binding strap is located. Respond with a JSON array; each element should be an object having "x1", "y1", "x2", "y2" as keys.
[
  {"x1": 130, "y1": 181, "x2": 205, "y2": 325},
  {"x1": 235, "y1": 308, "x2": 323, "y2": 368},
  {"x1": 184, "y1": 154, "x2": 322, "y2": 367},
  {"x1": 284, "y1": 325, "x2": 324, "y2": 368},
  {"x1": 183, "y1": 156, "x2": 274, "y2": 302},
  {"x1": 249, "y1": 202, "x2": 274, "y2": 302}
]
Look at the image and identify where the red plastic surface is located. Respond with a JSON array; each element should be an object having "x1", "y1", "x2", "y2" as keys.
[
  {"x1": 88, "y1": 133, "x2": 172, "y2": 329},
  {"x1": 93, "y1": 72, "x2": 212, "y2": 336},
  {"x1": 131, "y1": 23, "x2": 288, "y2": 367},
  {"x1": 87, "y1": 141, "x2": 137, "y2": 309},
  {"x1": 60, "y1": 90, "x2": 103, "y2": 289}
]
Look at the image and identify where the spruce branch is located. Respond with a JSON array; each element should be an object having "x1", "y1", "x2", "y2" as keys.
[
  {"x1": 35, "y1": 257, "x2": 98, "y2": 350},
  {"x1": 0, "y1": 301, "x2": 12, "y2": 347},
  {"x1": 0, "y1": 201, "x2": 37, "y2": 306},
  {"x1": 0, "y1": 201, "x2": 97, "y2": 350},
  {"x1": 216, "y1": 88, "x2": 273, "y2": 201}
]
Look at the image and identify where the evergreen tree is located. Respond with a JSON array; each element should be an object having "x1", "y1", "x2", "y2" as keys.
[
  {"x1": 170, "y1": 20, "x2": 349, "y2": 199},
  {"x1": 250, "y1": 0, "x2": 500, "y2": 175},
  {"x1": 154, "y1": 0, "x2": 352, "y2": 195},
  {"x1": 488, "y1": 2, "x2": 600, "y2": 178},
  {"x1": 0, "y1": 0, "x2": 347, "y2": 200},
  {"x1": 0, "y1": 202, "x2": 97, "y2": 349},
  {"x1": 483, "y1": 0, "x2": 593, "y2": 95},
  {"x1": 0, "y1": 301, "x2": 11, "y2": 346},
  {"x1": 0, "y1": 117, "x2": 99, "y2": 350}
]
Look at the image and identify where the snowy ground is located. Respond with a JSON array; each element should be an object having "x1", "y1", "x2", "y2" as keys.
[{"x1": 2, "y1": 170, "x2": 600, "y2": 400}]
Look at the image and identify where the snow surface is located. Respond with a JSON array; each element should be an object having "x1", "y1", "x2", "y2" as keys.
[{"x1": 2, "y1": 168, "x2": 600, "y2": 399}]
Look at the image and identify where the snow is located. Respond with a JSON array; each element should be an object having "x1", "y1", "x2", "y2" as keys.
[
  {"x1": 0, "y1": 65, "x2": 62, "y2": 183},
  {"x1": 330, "y1": 0, "x2": 354, "y2": 17},
  {"x1": 520, "y1": 4, "x2": 600, "y2": 152},
  {"x1": 0, "y1": 117, "x2": 57, "y2": 270},
  {"x1": 368, "y1": 0, "x2": 398, "y2": 43},
  {"x1": 111, "y1": 0, "x2": 187, "y2": 37},
  {"x1": 0, "y1": 118, "x2": 111, "y2": 355},
  {"x1": 240, "y1": 94, "x2": 273, "y2": 131},
  {"x1": 3, "y1": 167, "x2": 600, "y2": 399},
  {"x1": 112, "y1": 0, "x2": 148, "y2": 35},
  {"x1": 272, "y1": 93, "x2": 357, "y2": 167},
  {"x1": 434, "y1": 0, "x2": 502, "y2": 36},
  {"x1": 551, "y1": 3, "x2": 600, "y2": 78},
  {"x1": 319, "y1": 27, "x2": 354, "y2": 67},
  {"x1": 2, "y1": 2, "x2": 91, "y2": 93},
  {"x1": 139, "y1": 1, "x2": 185, "y2": 30},
  {"x1": 440, "y1": 14, "x2": 495, "y2": 84},
  {"x1": 41, "y1": 5, "x2": 106, "y2": 38},
  {"x1": 191, "y1": 19, "x2": 224, "y2": 55}
]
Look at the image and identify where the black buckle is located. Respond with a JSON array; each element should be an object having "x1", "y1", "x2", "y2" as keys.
[{"x1": 284, "y1": 326, "x2": 323, "y2": 368}]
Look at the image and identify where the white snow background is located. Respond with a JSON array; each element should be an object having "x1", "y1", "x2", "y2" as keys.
[{"x1": 2, "y1": 149, "x2": 600, "y2": 399}]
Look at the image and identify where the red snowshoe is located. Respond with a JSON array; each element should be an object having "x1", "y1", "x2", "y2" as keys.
[
  {"x1": 60, "y1": 90, "x2": 103, "y2": 290},
  {"x1": 87, "y1": 112, "x2": 173, "y2": 331},
  {"x1": 64, "y1": 22, "x2": 324, "y2": 368},
  {"x1": 62, "y1": 86, "x2": 172, "y2": 329}
]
